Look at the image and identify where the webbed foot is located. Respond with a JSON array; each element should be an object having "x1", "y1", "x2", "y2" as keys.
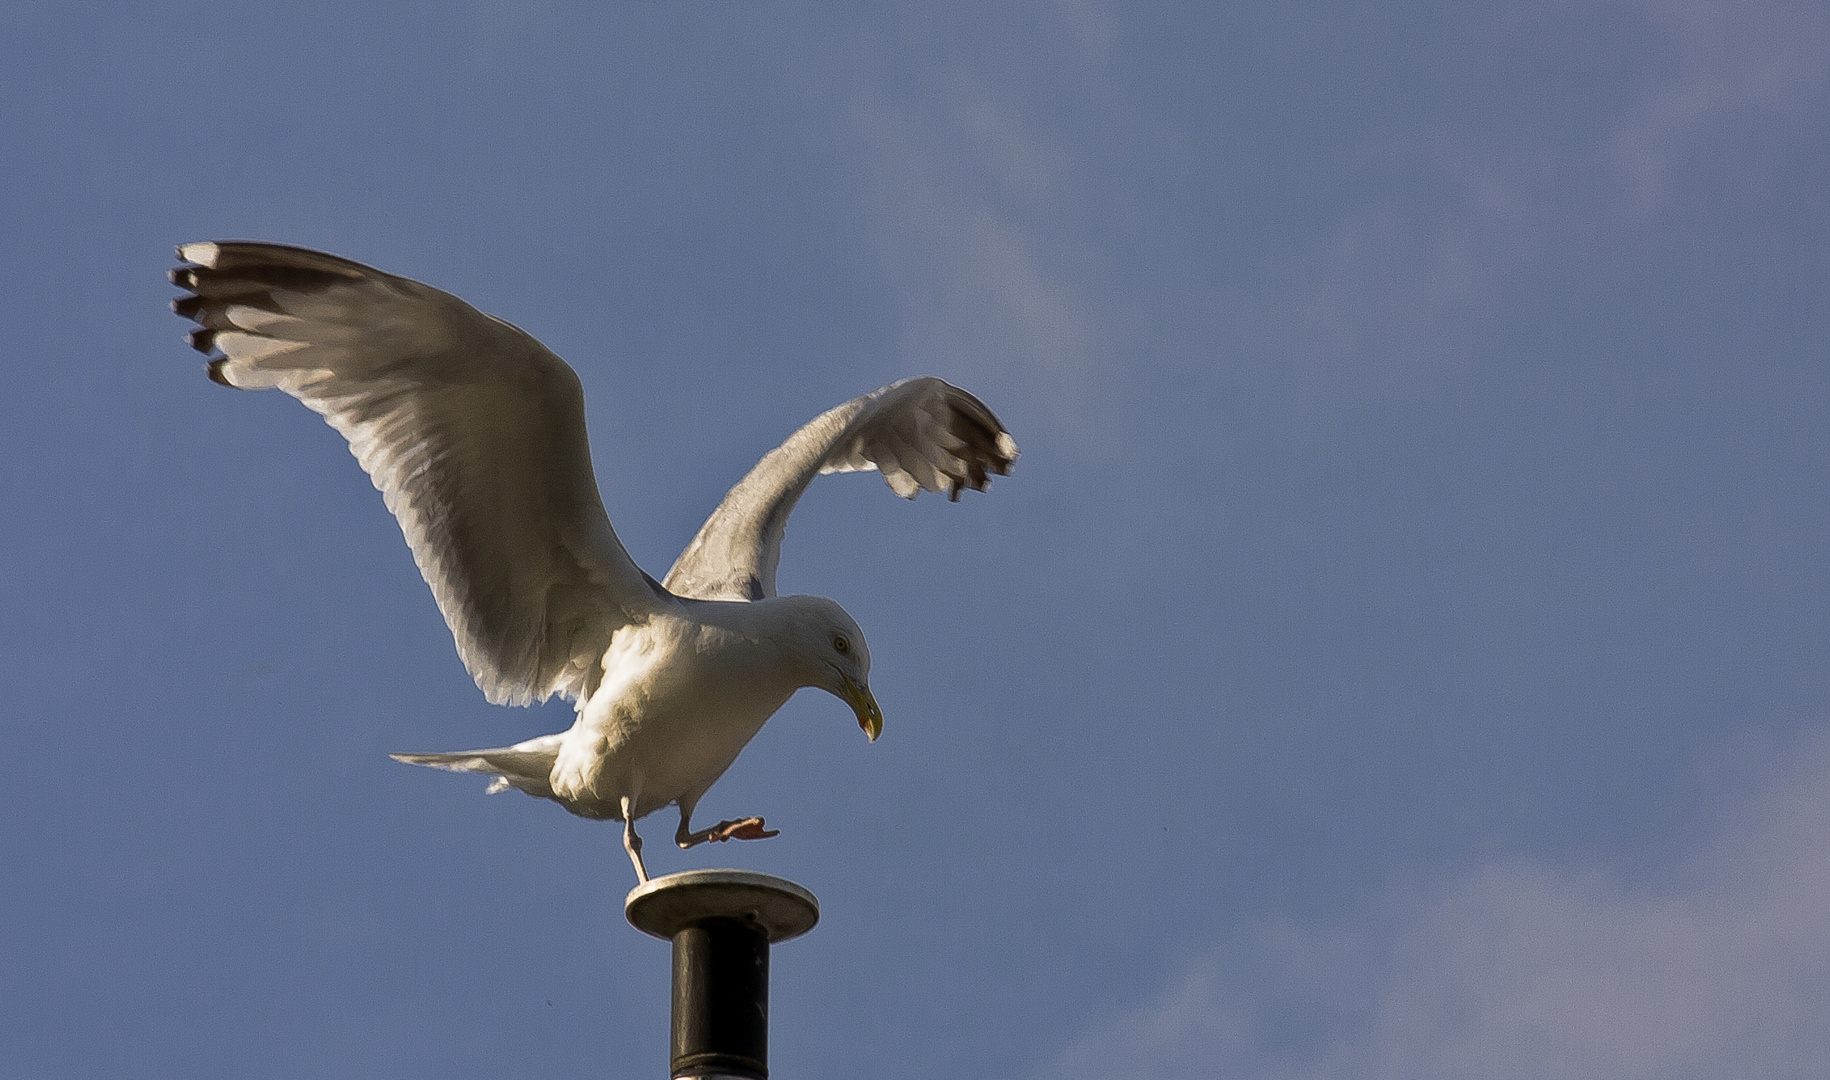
[{"x1": 708, "y1": 817, "x2": 780, "y2": 842}]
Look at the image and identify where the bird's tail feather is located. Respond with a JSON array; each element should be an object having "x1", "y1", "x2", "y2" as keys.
[{"x1": 391, "y1": 733, "x2": 562, "y2": 800}]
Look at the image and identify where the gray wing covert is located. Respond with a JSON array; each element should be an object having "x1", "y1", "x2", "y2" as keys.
[
  {"x1": 171, "y1": 241, "x2": 658, "y2": 706},
  {"x1": 664, "y1": 377, "x2": 1018, "y2": 602}
]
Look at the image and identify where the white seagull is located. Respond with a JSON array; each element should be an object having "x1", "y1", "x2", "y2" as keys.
[{"x1": 171, "y1": 241, "x2": 1017, "y2": 882}]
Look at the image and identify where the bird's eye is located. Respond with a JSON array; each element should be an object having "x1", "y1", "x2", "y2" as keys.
[{"x1": 833, "y1": 635, "x2": 850, "y2": 654}]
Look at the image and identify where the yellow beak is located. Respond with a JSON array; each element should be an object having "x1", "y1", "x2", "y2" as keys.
[{"x1": 841, "y1": 675, "x2": 883, "y2": 741}]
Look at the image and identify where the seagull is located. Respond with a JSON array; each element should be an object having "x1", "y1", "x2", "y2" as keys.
[{"x1": 171, "y1": 241, "x2": 1017, "y2": 883}]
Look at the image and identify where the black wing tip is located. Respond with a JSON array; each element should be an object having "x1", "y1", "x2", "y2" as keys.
[
  {"x1": 930, "y1": 397, "x2": 1017, "y2": 500},
  {"x1": 206, "y1": 358, "x2": 234, "y2": 386}
]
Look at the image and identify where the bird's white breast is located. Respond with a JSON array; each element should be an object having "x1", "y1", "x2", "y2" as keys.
[{"x1": 549, "y1": 612, "x2": 800, "y2": 820}]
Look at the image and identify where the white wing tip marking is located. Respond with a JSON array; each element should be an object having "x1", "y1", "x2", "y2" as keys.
[
  {"x1": 224, "y1": 304, "x2": 295, "y2": 332},
  {"x1": 215, "y1": 331, "x2": 309, "y2": 363},
  {"x1": 176, "y1": 242, "x2": 219, "y2": 267},
  {"x1": 885, "y1": 469, "x2": 921, "y2": 499},
  {"x1": 997, "y1": 432, "x2": 1020, "y2": 461}
]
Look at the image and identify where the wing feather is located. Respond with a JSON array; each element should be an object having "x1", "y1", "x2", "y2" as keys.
[
  {"x1": 664, "y1": 377, "x2": 1017, "y2": 601},
  {"x1": 172, "y1": 241, "x2": 657, "y2": 706}
]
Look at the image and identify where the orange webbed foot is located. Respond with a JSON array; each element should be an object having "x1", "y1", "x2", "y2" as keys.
[{"x1": 708, "y1": 817, "x2": 780, "y2": 842}]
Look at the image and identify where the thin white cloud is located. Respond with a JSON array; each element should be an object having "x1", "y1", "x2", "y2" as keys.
[
  {"x1": 808, "y1": 3, "x2": 1119, "y2": 436},
  {"x1": 1613, "y1": 0, "x2": 1830, "y2": 211},
  {"x1": 1043, "y1": 729, "x2": 1830, "y2": 1080},
  {"x1": 847, "y1": 81, "x2": 1095, "y2": 387}
]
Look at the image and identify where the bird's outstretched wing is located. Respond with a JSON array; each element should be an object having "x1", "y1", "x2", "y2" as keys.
[
  {"x1": 172, "y1": 241, "x2": 660, "y2": 706},
  {"x1": 664, "y1": 377, "x2": 1018, "y2": 602}
]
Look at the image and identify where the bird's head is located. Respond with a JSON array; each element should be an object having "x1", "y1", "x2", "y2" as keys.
[{"x1": 771, "y1": 595, "x2": 881, "y2": 741}]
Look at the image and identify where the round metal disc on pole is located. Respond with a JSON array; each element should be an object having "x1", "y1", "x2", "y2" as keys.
[
  {"x1": 626, "y1": 870, "x2": 820, "y2": 1080},
  {"x1": 626, "y1": 870, "x2": 819, "y2": 943}
]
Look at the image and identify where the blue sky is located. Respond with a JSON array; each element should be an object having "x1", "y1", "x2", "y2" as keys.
[{"x1": 4, "y1": 2, "x2": 1828, "y2": 1077}]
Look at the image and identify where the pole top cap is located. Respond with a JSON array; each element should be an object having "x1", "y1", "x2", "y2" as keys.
[{"x1": 625, "y1": 869, "x2": 820, "y2": 943}]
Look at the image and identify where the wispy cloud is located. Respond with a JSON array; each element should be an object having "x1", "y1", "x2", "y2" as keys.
[
  {"x1": 1614, "y1": 0, "x2": 1830, "y2": 210},
  {"x1": 811, "y1": 4, "x2": 1117, "y2": 430},
  {"x1": 849, "y1": 92, "x2": 1095, "y2": 387},
  {"x1": 1043, "y1": 729, "x2": 1830, "y2": 1079}
]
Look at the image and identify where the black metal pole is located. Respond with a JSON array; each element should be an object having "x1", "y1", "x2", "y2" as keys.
[
  {"x1": 627, "y1": 870, "x2": 820, "y2": 1080},
  {"x1": 671, "y1": 918, "x2": 770, "y2": 1079}
]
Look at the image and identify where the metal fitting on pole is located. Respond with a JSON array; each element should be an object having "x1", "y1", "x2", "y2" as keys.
[{"x1": 626, "y1": 870, "x2": 819, "y2": 1080}]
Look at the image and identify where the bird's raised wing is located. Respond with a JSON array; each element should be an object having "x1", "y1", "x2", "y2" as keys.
[
  {"x1": 172, "y1": 241, "x2": 660, "y2": 706},
  {"x1": 664, "y1": 378, "x2": 1018, "y2": 601}
]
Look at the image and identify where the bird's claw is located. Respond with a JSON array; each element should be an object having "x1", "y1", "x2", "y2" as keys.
[{"x1": 709, "y1": 817, "x2": 780, "y2": 842}]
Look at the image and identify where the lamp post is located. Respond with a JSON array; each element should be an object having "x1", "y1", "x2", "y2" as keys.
[{"x1": 626, "y1": 870, "x2": 820, "y2": 1080}]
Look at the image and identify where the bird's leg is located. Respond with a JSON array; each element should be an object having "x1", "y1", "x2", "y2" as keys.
[
  {"x1": 675, "y1": 803, "x2": 780, "y2": 848},
  {"x1": 674, "y1": 803, "x2": 703, "y2": 849},
  {"x1": 621, "y1": 795, "x2": 649, "y2": 884}
]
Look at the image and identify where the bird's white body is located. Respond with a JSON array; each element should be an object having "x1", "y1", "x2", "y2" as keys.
[
  {"x1": 552, "y1": 602, "x2": 812, "y2": 822},
  {"x1": 170, "y1": 240, "x2": 1014, "y2": 881}
]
